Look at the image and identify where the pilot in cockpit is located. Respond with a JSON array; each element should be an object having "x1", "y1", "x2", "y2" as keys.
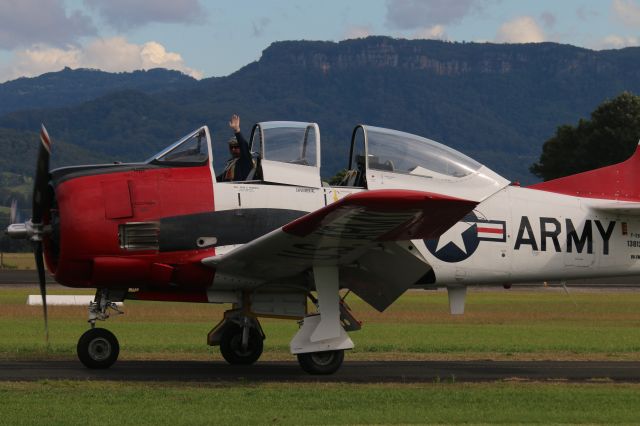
[{"x1": 218, "y1": 114, "x2": 253, "y2": 182}]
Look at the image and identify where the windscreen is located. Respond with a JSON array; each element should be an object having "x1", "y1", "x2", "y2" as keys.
[{"x1": 150, "y1": 129, "x2": 208, "y2": 165}]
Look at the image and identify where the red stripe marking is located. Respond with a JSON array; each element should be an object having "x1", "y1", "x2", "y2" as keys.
[
  {"x1": 40, "y1": 125, "x2": 52, "y2": 152},
  {"x1": 477, "y1": 227, "x2": 503, "y2": 234}
]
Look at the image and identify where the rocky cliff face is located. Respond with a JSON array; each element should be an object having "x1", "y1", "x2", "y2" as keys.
[{"x1": 258, "y1": 37, "x2": 639, "y2": 77}]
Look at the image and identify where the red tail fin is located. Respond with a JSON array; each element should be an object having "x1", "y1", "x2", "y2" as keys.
[{"x1": 528, "y1": 143, "x2": 640, "y2": 201}]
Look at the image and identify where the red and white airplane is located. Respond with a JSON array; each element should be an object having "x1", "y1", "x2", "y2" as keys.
[{"x1": 7, "y1": 121, "x2": 640, "y2": 374}]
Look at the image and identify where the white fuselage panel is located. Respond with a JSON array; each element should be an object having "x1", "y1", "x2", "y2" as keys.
[{"x1": 415, "y1": 185, "x2": 640, "y2": 285}]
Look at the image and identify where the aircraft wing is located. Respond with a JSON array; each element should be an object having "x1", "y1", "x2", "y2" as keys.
[
  {"x1": 586, "y1": 200, "x2": 640, "y2": 215},
  {"x1": 202, "y1": 189, "x2": 476, "y2": 310}
]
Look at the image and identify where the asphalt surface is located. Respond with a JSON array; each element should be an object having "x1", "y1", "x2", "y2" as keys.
[{"x1": 1, "y1": 360, "x2": 639, "y2": 383}]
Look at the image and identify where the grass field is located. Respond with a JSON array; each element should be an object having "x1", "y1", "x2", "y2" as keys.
[
  {"x1": 1, "y1": 287, "x2": 639, "y2": 361},
  {"x1": 2, "y1": 381, "x2": 640, "y2": 425},
  {"x1": 0, "y1": 252, "x2": 34, "y2": 270},
  {"x1": 2, "y1": 287, "x2": 640, "y2": 424}
]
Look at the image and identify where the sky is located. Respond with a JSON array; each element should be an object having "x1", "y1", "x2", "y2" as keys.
[{"x1": 0, "y1": 0, "x2": 639, "y2": 83}]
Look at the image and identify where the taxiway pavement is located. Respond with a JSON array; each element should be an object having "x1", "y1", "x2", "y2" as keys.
[{"x1": 1, "y1": 360, "x2": 639, "y2": 383}]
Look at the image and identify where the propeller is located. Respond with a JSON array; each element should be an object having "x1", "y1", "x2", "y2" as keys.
[
  {"x1": 32, "y1": 124, "x2": 53, "y2": 343},
  {"x1": 4, "y1": 125, "x2": 54, "y2": 342},
  {"x1": 10, "y1": 199, "x2": 17, "y2": 223},
  {"x1": 33, "y1": 124, "x2": 52, "y2": 224},
  {"x1": 34, "y1": 240, "x2": 48, "y2": 343}
]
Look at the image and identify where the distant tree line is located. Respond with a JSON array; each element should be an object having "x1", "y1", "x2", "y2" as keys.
[{"x1": 531, "y1": 92, "x2": 640, "y2": 181}]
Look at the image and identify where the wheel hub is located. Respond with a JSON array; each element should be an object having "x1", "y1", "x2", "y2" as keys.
[
  {"x1": 88, "y1": 337, "x2": 111, "y2": 361},
  {"x1": 310, "y1": 352, "x2": 335, "y2": 366},
  {"x1": 230, "y1": 334, "x2": 256, "y2": 356}
]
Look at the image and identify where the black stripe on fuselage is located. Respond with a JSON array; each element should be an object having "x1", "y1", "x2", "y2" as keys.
[
  {"x1": 51, "y1": 163, "x2": 165, "y2": 186},
  {"x1": 158, "y1": 208, "x2": 308, "y2": 252}
]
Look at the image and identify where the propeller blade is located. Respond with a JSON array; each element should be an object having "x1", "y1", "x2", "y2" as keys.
[
  {"x1": 34, "y1": 241, "x2": 49, "y2": 343},
  {"x1": 33, "y1": 124, "x2": 52, "y2": 224},
  {"x1": 10, "y1": 199, "x2": 17, "y2": 223},
  {"x1": 32, "y1": 124, "x2": 52, "y2": 345}
]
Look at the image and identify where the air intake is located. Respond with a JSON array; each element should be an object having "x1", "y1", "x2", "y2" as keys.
[{"x1": 119, "y1": 222, "x2": 160, "y2": 251}]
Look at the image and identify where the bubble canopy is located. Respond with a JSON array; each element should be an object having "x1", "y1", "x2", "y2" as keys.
[{"x1": 352, "y1": 125, "x2": 482, "y2": 179}]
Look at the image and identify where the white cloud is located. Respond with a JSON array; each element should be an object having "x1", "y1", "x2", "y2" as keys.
[
  {"x1": 0, "y1": 0, "x2": 95, "y2": 49},
  {"x1": 596, "y1": 35, "x2": 640, "y2": 49},
  {"x1": 612, "y1": 0, "x2": 640, "y2": 27},
  {"x1": 385, "y1": 0, "x2": 486, "y2": 29},
  {"x1": 344, "y1": 25, "x2": 373, "y2": 39},
  {"x1": 84, "y1": 0, "x2": 206, "y2": 30},
  {"x1": 0, "y1": 37, "x2": 203, "y2": 83},
  {"x1": 496, "y1": 16, "x2": 546, "y2": 43},
  {"x1": 412, "y1": 25, "x2": 447, "y2": 40}
]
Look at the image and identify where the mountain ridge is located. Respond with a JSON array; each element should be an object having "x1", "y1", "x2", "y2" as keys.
[
  {"x1": 0, "y1": 67, "x2": 198, "y2": 115},
  {"x1": 1, "y1": 37, "x2": 640, "y2": 194}
]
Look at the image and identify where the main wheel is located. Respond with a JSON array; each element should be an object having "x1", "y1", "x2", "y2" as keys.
[
  {"x1": 77, "y1": 328, "x2": 119, "y2": 369},
  {"x1": 297, "y1": 350, "x2": 344, "y2": 375},
  {"x1": 219, "y1": 324, "x2": 263, "y2": 365}
]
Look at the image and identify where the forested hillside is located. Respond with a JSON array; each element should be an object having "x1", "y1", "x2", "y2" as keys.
[
  {"x1": 2, "y1": 37, "x2": 640, "y2": 200},
  {"x1": 0, "y1": 67, "x2": 197, "y2": 115}
]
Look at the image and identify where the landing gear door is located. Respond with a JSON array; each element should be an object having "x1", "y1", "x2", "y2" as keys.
[{"x1": 250, "y1": 121, "x2": 321, "y2": 188}]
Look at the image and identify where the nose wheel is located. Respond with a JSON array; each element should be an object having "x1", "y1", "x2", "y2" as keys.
[{"x1": 77, "y1": 328, "x2": 120, "y2": 369}]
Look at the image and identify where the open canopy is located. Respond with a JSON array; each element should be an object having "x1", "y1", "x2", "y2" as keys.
[
  {"x1": 250, "y1": 121, "x2": 321, "y2": 187},
  {"x1": 140, "y1": 122, "x2": 508, "y2": 200}
]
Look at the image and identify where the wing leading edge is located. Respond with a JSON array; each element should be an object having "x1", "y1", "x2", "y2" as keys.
[{"x1": 202, "y1": 189, "x2": 477, "y2": 310}]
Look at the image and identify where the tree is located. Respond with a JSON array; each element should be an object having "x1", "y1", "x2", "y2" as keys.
[{"x1": 530, "y1": 92, "x2": 640, "y2": 181}]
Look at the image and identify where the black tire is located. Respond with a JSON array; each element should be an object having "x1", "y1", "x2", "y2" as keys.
[
  {"x1": 77, "y1": 328, "x2": 119, "y2": 369},
  {"x1": 219, "y1": 324, "x2": 263, "y2": 365},
  {"x1": 297, "y1": 350, "x2": 344, "y2": 375}
]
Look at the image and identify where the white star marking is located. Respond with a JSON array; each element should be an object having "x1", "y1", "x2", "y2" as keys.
[{"x1": 435, "y1": 222, "x2": 473, "y2": 253}]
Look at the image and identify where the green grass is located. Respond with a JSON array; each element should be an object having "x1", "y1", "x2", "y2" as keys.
[
  {"x1": 0, "y1": 252, "x2": 35, "y2": 270},
  {"x1": 1, "y1": 381, "x2": 640, "y2": 425},
  {"x1": 2, "y1": 288, "x2": 640, "y2": 425},
  {"x1": 1, "y1": 288, "x2": 639, "y2": 361}
]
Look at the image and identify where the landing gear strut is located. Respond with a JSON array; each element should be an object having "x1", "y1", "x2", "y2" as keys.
[
  {"x1": 77, "y1": 289, "x2": 124, "y2": 369},
  {"x1": 289, "y1": 267, "x2": 357, "y2": 375}
]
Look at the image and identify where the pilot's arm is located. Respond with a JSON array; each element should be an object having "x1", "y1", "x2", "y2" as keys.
[{"x1": 229, "y1": 114, "x2": 251, "y2": 161}]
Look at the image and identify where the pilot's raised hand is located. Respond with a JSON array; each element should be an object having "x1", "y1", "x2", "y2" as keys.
[{"x1": 229, "y1": 114, "x2": 241, "y2": 133}]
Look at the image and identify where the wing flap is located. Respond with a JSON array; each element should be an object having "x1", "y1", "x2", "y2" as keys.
[
  {"x1": 203, "y1": 190, "x2": 476, "y2": 288},
  {"x1": 282, "y1": 189, "x2": 476, "y2": 240}
]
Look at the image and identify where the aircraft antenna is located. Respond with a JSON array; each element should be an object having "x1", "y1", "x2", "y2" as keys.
[{"x1": 560, "y1": 280, "x2": 578, "y2": 307}]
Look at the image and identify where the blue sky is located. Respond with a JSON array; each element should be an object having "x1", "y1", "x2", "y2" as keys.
[{"x1": 0, "y1": 0, "x2": 638, "y2": 83}]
